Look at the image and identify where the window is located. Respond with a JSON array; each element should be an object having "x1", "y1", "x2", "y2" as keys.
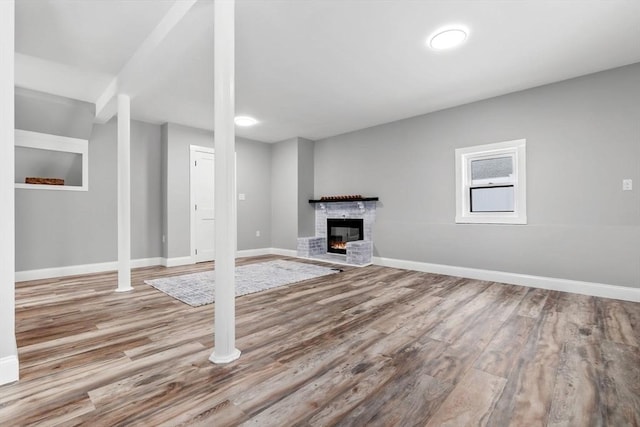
[{"x1": 455, "y1": 139, "x2": 526, "y2": 224}]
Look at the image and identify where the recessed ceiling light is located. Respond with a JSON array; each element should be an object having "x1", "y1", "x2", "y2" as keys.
[
  {"x1": 234, "y1": 116, "x2": 258, "y2": 127},
  {"x1": 429, "y1": 27, "x2": 468, "y2": 50}
]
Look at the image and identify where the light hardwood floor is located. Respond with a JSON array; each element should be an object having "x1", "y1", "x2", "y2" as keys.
[{"x1": 1, "y1": 255, "x2": 639, "y2": 426}]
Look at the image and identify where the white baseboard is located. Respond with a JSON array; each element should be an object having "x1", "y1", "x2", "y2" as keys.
[
  {"x1": 163, "y1": 250, "x2": 276, "y2": 265},
  {"x1": 131, "y1": 257, "x2": 163, "y2": 269},
  {"x1": 161, "y1": 256, "x2": 194, "y2": 268},
  {"x1": 15, "y1": 250, "x2": 640, "y2": 302},
  {"x1": 236, "y1": 248, "x2": 273, "y2": 258},
  {"x1": 0, "y1": 354, "x2": 19, "y2": 386},
  {"x1": 372, "y1": 256, "x2": 640, "y2": 303},
  {"x1": 15, "y1": 250, "x2": 278, "y2": 281},
  {"x1": 163, "y1": 249, "x2": 294, "y2": 264},
  {"x1": 269, "y1": 248, "x2": 298, "y2": 257},
  {"x1": 16, "y1": 257, "x2": 163, "y2": 282}
]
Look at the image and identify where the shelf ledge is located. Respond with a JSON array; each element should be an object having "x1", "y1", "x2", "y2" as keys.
[{"x1": 309, "y1": 197, "x2": 379, "y2": 204}]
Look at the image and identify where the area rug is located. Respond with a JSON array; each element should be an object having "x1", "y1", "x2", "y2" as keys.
[{"x1": 144, "y1": 260, "x2": 340, "y2": 307}]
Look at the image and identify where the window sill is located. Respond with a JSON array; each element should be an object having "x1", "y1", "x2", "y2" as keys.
[{"x1": 455, "y1": 215, "x2": 527, "y2": 225}]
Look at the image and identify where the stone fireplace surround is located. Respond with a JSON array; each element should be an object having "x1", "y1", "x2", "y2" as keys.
[{"x1": 297, "y1": 199, "x2": 377, "y2": 266}]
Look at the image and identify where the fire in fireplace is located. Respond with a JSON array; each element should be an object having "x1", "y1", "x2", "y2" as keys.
[{"x1": 327, "y1": 218, "x2": 364, "y2": 254}]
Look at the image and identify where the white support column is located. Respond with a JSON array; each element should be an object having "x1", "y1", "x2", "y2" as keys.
[
  {"x1": 0, "y1": 0, "x2": 19, "y2": 386},
  {"x1": 210, "y1": 0, "x2": 240, "y2": 364},
  {"x1": 116, "y1": 94, "x2": 133, "y2": 292}
]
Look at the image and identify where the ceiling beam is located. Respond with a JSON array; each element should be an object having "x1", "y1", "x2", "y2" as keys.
[
  {"x1": 15, "y1": 54, "x2": 112, "y2": 104},
  {"x1": 94, "y1": 0, "x2": 197, "y2": 124}
]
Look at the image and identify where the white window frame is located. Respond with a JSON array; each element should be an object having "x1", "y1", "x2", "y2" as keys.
[
  {"x1": 455, "y1": 139, "x2": 526, "y2": 224},
  {"x1": 14, "y1": 129, "x2": 89, "y2": 191}
]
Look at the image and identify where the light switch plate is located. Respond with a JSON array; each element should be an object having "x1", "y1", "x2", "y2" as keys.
[
  {"x1": 238, "y1": 193, "x2": 246, "y2": 200},
  {"x1": 622, "y1": 179, "x2": 632, "y2": 191}
]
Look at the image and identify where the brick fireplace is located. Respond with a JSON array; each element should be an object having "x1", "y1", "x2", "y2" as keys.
[{"x1": 297, "y1": 197, "x2": 377, "y2": 266}]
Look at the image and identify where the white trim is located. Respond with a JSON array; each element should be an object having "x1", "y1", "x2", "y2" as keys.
[
  {"x1": 94, "y1": 78, "x2": 118, "y2": 124},
  {"x1": 16, "y1": 262, "x2": 114, "y2": 282},
  {"x1": 236, "y1": 248, "x2": 272, "y2": 258},
  {"x1": 0, "y1": 354, "x2": 19, "y2": 386},
  {"x1": 210, "y1": 348, "x2": 241, "y2": 364},
  {"x1": 15, "y1": 251, "x2": 278, "y2": 281},
  {"x1": 13, "y1": 249, "x2": 640, "y2": 302},
  {"x1": 15, "y1": 183, "x2": 87, "y2": 192},
  {"x1": 14, "y1": 129, "x2": 89, "y2": 191},
  {"x1": 161, "y1": 256, "x2": 194, "y2": 268},
  {"x1": 15, "y1": 257, "x2": 163, "y2": 282},
  {"x1": 116, "y1": 94, "x2": 132, "y2": 292},
  {"x1": 456, "y1": 139, "x2": 526, "y2": 224},
  {"x1": 0, "y1": 0, "x2": 18, "y2": 388},
  {"x1": 269, "y1": 248, "x2": 298, "y2": 257},
  {"x1": 131, "y1": 258, "x2": 163, "y2": 269},
  {"x1": 372, "y1": 256, "x2": 640, "y2": 303},
  {"x1": 190, "y1": 145, "x2": 215, "y2": 264}
]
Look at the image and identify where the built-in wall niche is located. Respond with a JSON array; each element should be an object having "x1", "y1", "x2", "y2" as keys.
[{"x1": 14, "y1": 129, "x2": 88, "y2": 191}]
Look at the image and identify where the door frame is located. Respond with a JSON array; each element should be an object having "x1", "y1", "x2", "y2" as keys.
[{"x1": 189, "y1": 144, "x2": 215, "y2": 264}]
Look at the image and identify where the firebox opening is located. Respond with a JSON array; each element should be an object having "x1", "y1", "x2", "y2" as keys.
[{"x1": 327, "y1": 218, "x2": 364, "y2": 254}]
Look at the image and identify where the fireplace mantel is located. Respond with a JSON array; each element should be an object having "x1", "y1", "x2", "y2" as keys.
[{"x1": 308, "y1": 197, "x2": 378, "y2": 204}]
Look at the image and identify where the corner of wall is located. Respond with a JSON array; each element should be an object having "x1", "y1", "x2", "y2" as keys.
[
  {"x1": 297, "y1": 137, "x2": 315, "y2": 238},
  {"x1": 160, "y1": 123, "x2": 169, "y2": 258},
  {"x1": 270, "y1": 138, "x2": 299, "y2": 250},
  {"x1": 0, "y1": 346, "x2": 19, "y2": 386}
]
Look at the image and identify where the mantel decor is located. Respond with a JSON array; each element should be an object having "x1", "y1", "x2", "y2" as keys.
[{"x1": 309, "y1": 196, "x2": 379, "y2": 204}]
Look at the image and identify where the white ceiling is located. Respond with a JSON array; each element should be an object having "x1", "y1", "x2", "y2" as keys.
[{"x1": 15, "y1": 0, "x2": 640, "y2": 143}]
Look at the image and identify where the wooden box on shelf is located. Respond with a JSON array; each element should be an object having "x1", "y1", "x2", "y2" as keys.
[{"x1": 25, "y1": 177, "x2": 65, "y2": 186}]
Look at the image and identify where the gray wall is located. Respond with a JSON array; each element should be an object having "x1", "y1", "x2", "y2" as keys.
[
  {"x1": 130, "y1": 122, "x2": 163, "y2": 260},
  {"x1": 298, "y1": 138, "x2": 315, "y2": 238},
  {"x1": 15, "y1": 89, "x2": 163, "y2": 270},
  {"x1": 237, "y1": 135, "x2": 272, "y2": 250},
  {"x1": 15, "y1": 87, "x2": 94, "y2": 139},
  {"x1": 161, "y1": 123, "x2": 272, "y2": 258},
  {"x1": 314, "y1": 63, "x2": 640, "y2": 288},
  {"x1": 15, "y1": 147, "x2": 83, "y2": 186},
  {"x1": 270, "y1": 138, "x2": 298, "y2": 250},
  {"x1": 14, "y1": 88, "x2": 93, "y2": 188},
  {"x1": 15, "y1": 93, "x2": 272, "y2": 270},
  {"x1": 271, "y1": 137, "x2": 317, "y2": 249}
]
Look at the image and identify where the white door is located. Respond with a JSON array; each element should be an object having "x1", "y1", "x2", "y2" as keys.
[{"x1": 191, "y1": 148, "x2": 215, "y2": 262}]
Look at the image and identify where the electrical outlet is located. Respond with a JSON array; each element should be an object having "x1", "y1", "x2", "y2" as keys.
[
  {"x1": 238, "y1": 193, "x2": 246, "y2": 200},
  {"x1": 256, "y1": 230, "x2": 260, "y2": 237},
  {"x1": 623, "y1": 179, "x2": 632, "y2": 191}
]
